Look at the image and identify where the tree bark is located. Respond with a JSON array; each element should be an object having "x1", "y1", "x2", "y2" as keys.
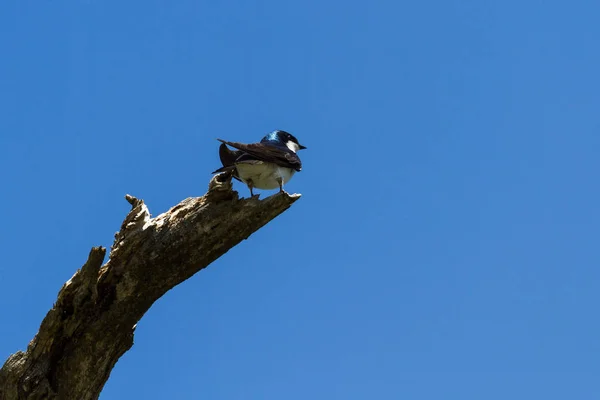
[{"x1": 0, "y1": 173, "x2": 300, "y2": 400}]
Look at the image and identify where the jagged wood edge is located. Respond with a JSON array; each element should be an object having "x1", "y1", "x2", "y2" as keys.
[{"x1": 0, "y1": 173, "x2": 300, "y2": 400}]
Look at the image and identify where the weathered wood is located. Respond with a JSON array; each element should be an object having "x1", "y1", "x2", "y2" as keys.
[{"x1": 0, "y1": 173, "x2": 300, "y2": 400}]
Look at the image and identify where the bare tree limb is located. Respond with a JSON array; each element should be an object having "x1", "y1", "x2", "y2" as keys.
[{"x1": 0, "y1": 173, "x2": 300, "y2": 400}]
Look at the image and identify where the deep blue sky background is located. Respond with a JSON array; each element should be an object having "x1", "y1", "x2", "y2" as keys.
[{"x1": 1, "y1": 1, "x2": 600, "y2": 398}]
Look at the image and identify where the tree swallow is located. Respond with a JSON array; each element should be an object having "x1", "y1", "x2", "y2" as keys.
[{"x1": 212, "y1": 130, "x2": 307, "y2": 196}]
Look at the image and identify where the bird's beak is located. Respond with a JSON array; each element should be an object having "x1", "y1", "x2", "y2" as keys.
[{"x1": 299, "y1": 144, "x2": 307, "y2": 150}]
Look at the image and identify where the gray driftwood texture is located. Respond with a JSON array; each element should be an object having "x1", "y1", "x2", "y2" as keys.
[{"x1": 0, "y1": 173, "x2": 300, "y2": 400}]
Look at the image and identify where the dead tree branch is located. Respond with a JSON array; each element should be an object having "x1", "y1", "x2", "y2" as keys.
[{"x1": 0, "y1": 173, "x2": 300, "y2": 400}]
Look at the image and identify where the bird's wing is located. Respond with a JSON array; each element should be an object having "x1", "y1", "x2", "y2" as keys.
[
  {"x1": 218, "y1": 143, "x2": 242, "y2": 167},
  {"x1": 211, "y1": 143, "x2": 243, "y2": 179},
  {"x1": 217, "y1": 139, "x2": 303, "y2": 171}
]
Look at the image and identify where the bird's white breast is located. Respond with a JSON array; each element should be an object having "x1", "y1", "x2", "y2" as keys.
[{"x1": 235, "y1": 161, "x2": 295, "y2": 190}]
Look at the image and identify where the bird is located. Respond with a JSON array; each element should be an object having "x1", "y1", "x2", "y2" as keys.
[{"x1": 212, "y1": 130, "x2": 307, "y2": 196}]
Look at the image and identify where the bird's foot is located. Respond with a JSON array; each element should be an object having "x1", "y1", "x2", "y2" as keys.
[
  {"x1": 276, "y1": 177, "x2": 286, "y2": 194},
  {"x1": 247, "y1": 180, "x2": 255, "y2": 197}
]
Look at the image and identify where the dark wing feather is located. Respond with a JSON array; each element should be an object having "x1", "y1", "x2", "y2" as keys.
[
  {"x1": 219, "y1": 143, "x2": 242, "y2": 167},
  {"x1": 211, "y1": 143, "x2": 242, "y2": 180},
  {"x1": 217, "y1": 139, "x2": 303, "y2": 171}
]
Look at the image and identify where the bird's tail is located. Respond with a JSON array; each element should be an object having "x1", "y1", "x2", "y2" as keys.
[
  {"x1": 211, "y1": 165, "x2": 237, "y2": 174},
  {"x1": 211, "y1": 142, "x2": 241, "y2": 174}
]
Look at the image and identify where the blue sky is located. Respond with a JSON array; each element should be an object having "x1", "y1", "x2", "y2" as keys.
[{"x1": 1, "y1": 0, "x2": 599, "y2": 398}]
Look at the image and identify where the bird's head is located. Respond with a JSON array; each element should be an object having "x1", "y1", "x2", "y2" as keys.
[{"x1": 261, "y1": 130, "x2": 307, "y2": 153}]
